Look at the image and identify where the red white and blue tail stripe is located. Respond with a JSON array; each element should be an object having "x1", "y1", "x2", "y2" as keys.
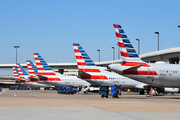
[
  {"x1": 73, "y1": 43, "x2": 96, "y2": 67},
  {"x1": 16, "y1": 63, "x2": 28, "y2": 79},
  {"x1": 26, "y1": 60, "x2": 39, "y2": 80},
  {"x1": 33, "y1": 53, "x2": 61, "y2": 81},
  {"x1": 12, "y1": 66, "x2": 21, "y2": 83},
  {"x1": 113, "y1": 24, "x2": 144, "y2": 63},
  {"x1": 73, "y1": 43, "x2": 108, "y2": 80},
  {"x1": 12, "y1": 66, "x2": 20, "y2": 79}
]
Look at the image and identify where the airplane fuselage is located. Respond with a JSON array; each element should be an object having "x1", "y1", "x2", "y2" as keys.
[
  {"x1": 36, "y1": 74, "x2": 91, "y2": 88},
  {"x1": 80, "y1": 67, "x2": 147, "y2": 89},
  {"x1": 108, "y1": 62, "x2": 180, "y2": 87}
]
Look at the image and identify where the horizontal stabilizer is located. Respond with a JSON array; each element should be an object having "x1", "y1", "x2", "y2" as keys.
[
  {"x1": 14, "y1": 78, "x2": 25, "y2": 81},
  {"x1": 78, "y1": 71, "x2": 91, "y2": 78},
  {"x1": 28, "y1": 77, "x2": 38, "y2": 80},
  {"x1": 37, "y1": 75, "x2": 48, "y2": 79},
  {"x1": 124, "y1": 64, "x2": 144, "y2": 71}
]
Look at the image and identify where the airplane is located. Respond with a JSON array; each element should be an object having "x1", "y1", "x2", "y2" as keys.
[
  {"x1": 12, "y1": 64, "x2": 54, "y2": 88},
  {"x1": 107, "y1": 24, "x2": 180, "y2": 89},
  {"x1": 12, "y1": 66, "x2": 24, "y2": 85},
  {"x1": 73, "y1": 43, "x2": 150, "y2": 94},
  {"x1": 32, "y1": 53, "x2": 91, "y2": 90}
]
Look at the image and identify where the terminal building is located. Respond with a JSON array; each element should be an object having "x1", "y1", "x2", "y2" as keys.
[{"x1": 0, "y1": 47, "x2": 180, "y2": 87}]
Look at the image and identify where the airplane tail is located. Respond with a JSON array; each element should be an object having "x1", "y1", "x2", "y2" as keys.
[
  {"x1": 33, "y1": 53, "x2": 61, "y2": 81},
  {"x1": 12, "y1": 66, "x2": 21, "y2": 84},
  {"x1": 26, "y1": 60, "x2": 39, "y2": 80},
  {"x1": 16, "y1": 63, "x2": 29, "y2": 79},
  {"x1": 73, "y1": 43, "x2": 108, "y2": 80},
  {"x1": 113, "y1": 24, "x2": 144, "y2": 63},
  {"x1": 12, "y1": 66, "x2": 20, "y2": 79}
]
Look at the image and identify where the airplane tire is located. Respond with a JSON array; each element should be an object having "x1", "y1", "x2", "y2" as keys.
[{"x1": 139, "y1": 90, "x2": 145, "y2": 95}]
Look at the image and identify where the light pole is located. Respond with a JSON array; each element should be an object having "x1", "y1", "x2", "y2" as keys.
[
  {"x1": 155, "y1": 32, "x2": 159, "y2": 51},
  {"x1": 136, "y1": 39, "x2": 140, "y2": 55},
  {"x1": 112, "y1": 47, "x2": 115, "y2": 60},
  {"x1": 14, "y1": 46, "x2": 20, "y2": 63},
  {"x1": 97, "y1": 50, "x2": 100, "y2": 62}
]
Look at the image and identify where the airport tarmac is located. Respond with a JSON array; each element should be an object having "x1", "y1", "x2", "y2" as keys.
[{"x1": 0, "y1": 89, "x2": 180, "y2": 120}]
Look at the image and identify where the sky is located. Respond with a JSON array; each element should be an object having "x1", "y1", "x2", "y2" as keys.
[{"x1": 1, "y1": 0, "x2": 180, "y2": 65}]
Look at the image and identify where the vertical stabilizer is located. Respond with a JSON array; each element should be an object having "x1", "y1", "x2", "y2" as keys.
[
  {"x1": 26, "y1": 60, "x2": 39, "y2": 79},
  {"x1": 16, "y1": 63, "x2": 28, "y2": 79},
  {"x1": 73, "y1": 43, "x2": 108, "y2": 80},
  {"x1": 113, "y1": 24, "x2": 144, "y2": 63},
  {"x1": 12, "y1": 66, "x2": 20, "y2": 79},
  {"x1": 33, "y1": 53, "x2": 61, "y2": 81}
]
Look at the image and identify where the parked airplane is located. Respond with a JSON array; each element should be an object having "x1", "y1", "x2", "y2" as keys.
[
  {"x1": 12, "y1": 66, "x2": 23, "y2": 85},
  {"x1": 73, "y1": 43, "x2": 149, "y2": 93},
  {"x1": 108, "y1": 24, "x2": 180, "y2": 89},
  {"x1": 12, "y1": 64, "x2": 53, "y2": 88},
  {"x1": 32, "y1": 53, "x2": 91, "y2": 89}
]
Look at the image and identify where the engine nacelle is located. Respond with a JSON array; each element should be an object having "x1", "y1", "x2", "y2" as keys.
[{"x1": 164, "y1": 88, "x2": 180, "y2": 93}]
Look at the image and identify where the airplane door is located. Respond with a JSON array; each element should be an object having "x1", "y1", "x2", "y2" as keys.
[{"x1": 148, "y1": 67, "x2": 154, "y2": 78}]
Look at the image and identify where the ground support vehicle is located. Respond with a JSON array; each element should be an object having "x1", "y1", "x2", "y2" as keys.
[
  {"x1": 16, "y1": 86, "x2": 20, "y2": 90},
  {"x1": 111, "y1": 85, "x2": 121, "y2": 98},
  {"x1": 65, "y1": 86, "x2": 74, "y2": 95},
  {"x1": 57, "y1": 86, "x2": 78, "y2": 95},
  {"x1": 9, "y1": 86, "x2": 16, "y2": 90},
  {"x1": 31, "y1": 87, "x2": 40, "y2": 90},
  {"x1": 99, "y1": 85, "x2": 110, "y2": 98},
  {"x1": 0, "y1": 87, "x2": 2, "y2": 92},
  {"x1": 57, "y1": 86, "x2": 66, "y2": 94},
  {"x1": 19, "y1": 86, "x2": 27, "y2": 90},
  {"x1": 99, "y1": 84, "x2": 121, "y2": 98}
]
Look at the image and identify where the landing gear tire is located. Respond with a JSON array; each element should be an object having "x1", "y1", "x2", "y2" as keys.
[{"x1": 139, "y1": 90, "x2": 145, "y2": 95}]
